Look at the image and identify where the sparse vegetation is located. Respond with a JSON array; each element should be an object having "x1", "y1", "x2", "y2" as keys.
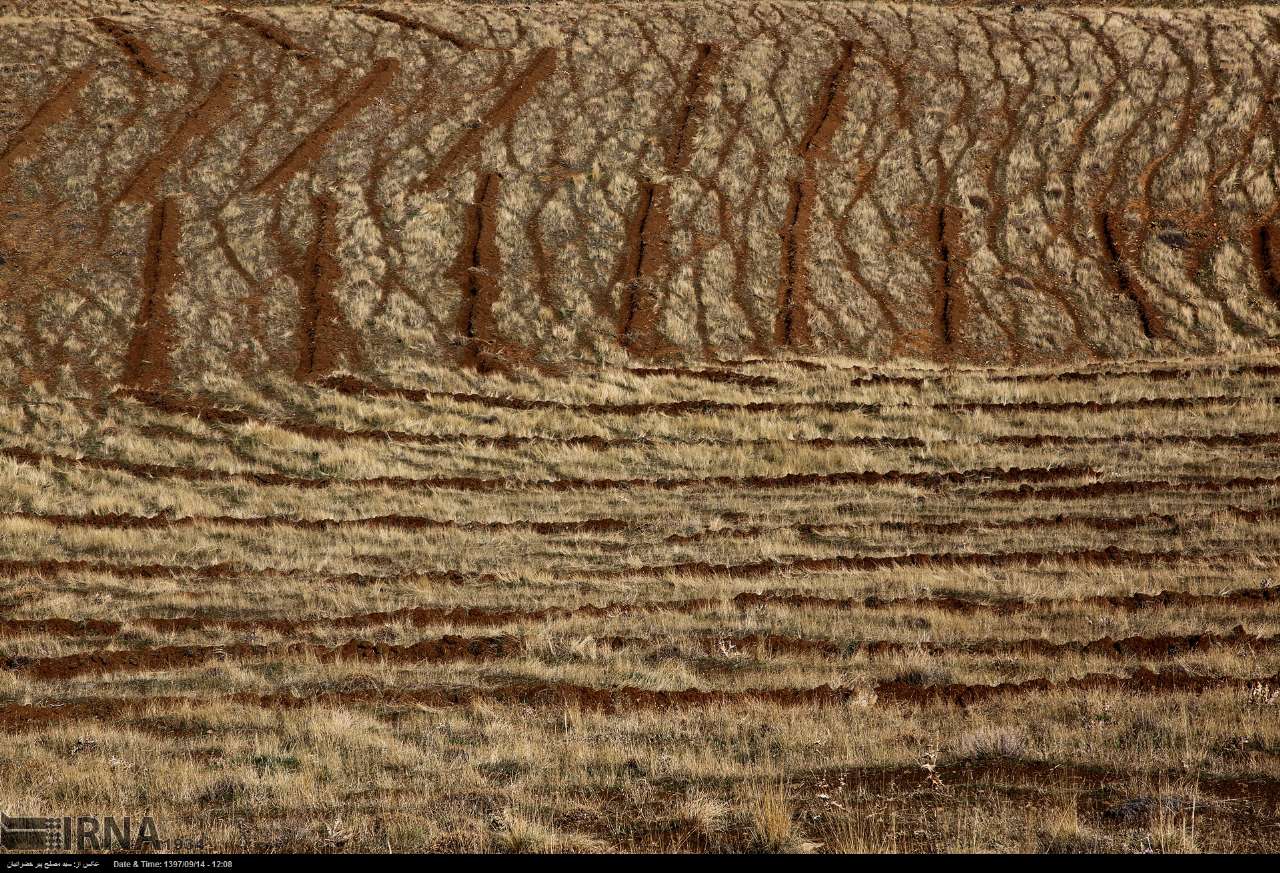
[{"x1": 1, "y1": 0, "x2": 1278, "y2": 855}]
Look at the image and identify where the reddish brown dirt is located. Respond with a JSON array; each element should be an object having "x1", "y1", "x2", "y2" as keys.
[
  {"x1": 120, "y1": 71, "x2": 238, "y2": 203},
  {"x1": 247, "y1": 682, "x2": 857, "y2": 715},
  {"x1": 254, "y1": 57, "x2": 399, "y2": 193},
  {"x1": 341, "y1": 4, "x2": 475, "y2": 51},
  {"x1": 1094, "y1": 211, "x2": 1165, "y2": 340},
  {"x1": 2, "y1": 510, "x2": 629, "y2": 536},
  {"x1": 943, "y1": 394, "x2": 1279, "y2": 413},
  {"x1": 615, "y1": 43, "x2": 722, "y2": 358},
  {"x1": 980, "y1": 360, "x2": 1280, "y2": 382},
  {"x1": 121, "y1": 196, "x2": 181, "y2": 391},
  {"x1": 675, "y1": 628, "x2": 1280, "y2": 663},
  {"x1": 986, "y1": 430, "x2": 1280, "y2": 449},
  {"x1": 667, "y1": 43, "x2": 721, "y2": 175},
  {"x1": 0, "y1": 685, "x2": 849, "y2": 732},
  {"x1": 218, "y1": 9, "x2": 314, "y2": 56},
  {"x1": 699, "y1": 359, "x2": 1280, "y2": 383},
  {"x1": 292, "y1": 194, "x2": 359, "y2": 380},
  {"x1": 776, "y1": 40, "x2": 856, "y2": 348},
  {"x1": 735, "y1": 583, "x2": 1280, "y2": 616},
  {"x1": 1251, "y1": 222, "x2": 1280, "y2": 307},
  {"x1": 10, "y1": 634, "x2": 520, "y2": 681},
  {"x1": 0, "y1": 617, "x2": 122, "y2": 638},
  {"x1": 799, "y1": 758, "x2": 1280, "y2": 807},
  {"x1": 321, "y1": 373, "x2": 884, "y2": 414},
  {"x1": 0, "y1": 67, "x2": 93, "y2": 187},
  {"x1": 455, "y1": 172, "x2": 527, "y2": 372},
  {"x1": 0, "y1": 442, "x2": 1115, "y2": 494},
  {"x1": 930, "y1": 204, "x2": 969, "y2": 350},
  {"x1": 119, "y1": 386, "x2": 1280, "y2": 454},
  {"x1": 874, "y1": 666, "x2": 1242, "y2": 708},
  {"x1": 19, "y1": 581, "x2": 1280, "y2": 643},
  {"x1": 627, "y1": 366, "x2": 777, "y2": 388},
  {"x1": 5, "y1": 668, "x2": 1278, "y2": 731},
  {"x1": 987, "y1": 474, "x2": 1280, "y2": 502},
  {"x1": 619, "y1": 546, "x2": 1252, "y2": 582},
  {"x1": 848, "y1": 511, "x2": 1182, "y2": 537},
  {"x1": 700, "y1": 633, "x2": 842, "y2": 657},
  {"x1": 664, "y1": 525, "x2": 767, "y2": 544},
  {"x1": 0, "y1": 557, "x2": 497, "y2": 587},
  {"x1": 615, "y1": 181, "x2": 670, "y2": 355},
  {"x1": 415, "y1": 47, "x2": 557, "y2": 194},
  {"x1": 0, "y1": 698, "x2": 162, "y2": 733},
  {"x1": 89, "y1": 17, "x2": 171, "y2": 81},
  {"x1": 0, "y1": 540, "x2": 1267, "y2": 594},
  {"x1": 5, "y1": 503, "x2": 1192, "y2": 545},
  {"x1": 137, "y1": 597, "x2": 717, "y2": 637},
  {"x1": 116, "y1": 387, "x2": 616, "y2": 448},
  {"x1": 319, "y1": 373, "x2": 1276, "y2": 417},
  {"x1": 854, "y1": 626, "x2": 1277, "y2": 661}
]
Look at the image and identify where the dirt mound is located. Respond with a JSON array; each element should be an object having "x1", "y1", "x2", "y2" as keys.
[
  {"x1": 736, "y1": 584, "x2": 1280, "y2": 616},
  {"x1": 13, "y1": 635, "x2": 520, "y2": 680}
]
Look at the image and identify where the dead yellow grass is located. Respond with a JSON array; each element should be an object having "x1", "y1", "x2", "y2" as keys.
[{"x1": 3, "y1": 0, "x2": 1280, "y2": 856}]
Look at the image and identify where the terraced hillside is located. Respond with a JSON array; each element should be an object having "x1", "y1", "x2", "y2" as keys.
[
  {"x1": 4, "y1": 0, "x2": 1280, "y2": 389},
  {"x1": 4, "y1": 355, "x2": 1280, "y2": 851},
  {"x1": 2, "y1": 0, "x2": 1280, "y2": 856}
]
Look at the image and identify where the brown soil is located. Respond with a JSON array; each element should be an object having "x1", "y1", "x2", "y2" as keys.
[
  {"x1": 121, "y1": 196, "x2": 182, "y2": 390},
  {"x1": 618, "y1": 546, "x2": 1254, "y2": 582},
  {"x1": 89, "y1": 17, "x2": 171, "y2": 81},
  {"x1": 255, "y1": 58, "x2": 398, "y2": 193},
  {"x1": 455, "y1": 172, "x2": 528, "y2": 372},
  {"x1": 11, "y1": 634, "x2": 520, "y2": 681},
  {"x1": 735, "y1": 583, "x2": 1280, "y2": 616},
  {"x1": 415, "y1": 47, "x2": 557, "y2": 194},
  {"x1": 341, "y1": 4, "x2": 475, "y2": 51},
  {"x1": 0, "y1": 442, "x2": 1115, "y2": 494},
  {"x1": 776, "y1": 41, "x2": 856, "y2": 348},
  {"x1": 0, "y1": 67, "x2": 93, "y2": 187},
  {"x1": 120, "y1": 386, "x2": 1280, "y2": 453},
  {"x1": 4, "y1": 668, "x2": 1277, "y2": 732},
  {"x1": 218, "y1": 8, "x2": 314, "y2": 56},
  {"x1": 120, "y1": 71, "x2": 238, "y2": 204},
  {"x1": 320, "y1": 374, "x2": 1276, "y2": 417}
]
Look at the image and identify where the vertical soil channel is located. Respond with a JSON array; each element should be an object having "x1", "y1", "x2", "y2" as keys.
[
  {"x1": 776, "y1": 177, "x2": 814, "y2": 347},
  {"x1": 1094, "y1": 211, "x2": 1164, "y2": 340},
  {"x1": 616, "y1": 181, "x2": 670, "y2": 355},
  {"x1": 776, "y1": 41, "x2": 856, "y2": 348},
  {"x1": 617, "y1": 43, "x2": 721, "y2": 357},
  {"x1": 294, "y1": 194, "x2": 357, "y2": 380},
  {"x1": 1251, "y1": 222, "x2": 1280, "y2": 307},
  {"x1": 455, "y1": 172, "x2": 519, "y2": 372},
  {"x1": 123, "y1": 197, "x2": 181, "y2": 390},
  {"x1": 930, "y1": 204, "x2": 967, "y2": 348},
  {"x1": 668, "y1": 44, "x2": 721, "y2": 173}
]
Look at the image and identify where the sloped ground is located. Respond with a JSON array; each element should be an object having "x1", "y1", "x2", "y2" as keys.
[
  {"x1": 3, "y1": 0, "x2": 1280, "y2": 391},
  {"x1": 1, "y1": 0, "x2": 1279, "y2": 854},
  {"x1": 4, "y1": 356, "x2": 1280, "y2": 851}
]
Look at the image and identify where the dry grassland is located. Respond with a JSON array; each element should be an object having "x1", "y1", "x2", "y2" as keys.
[{"x1": 1, "y1": 0, "x2": 1280, "y2": 855}]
